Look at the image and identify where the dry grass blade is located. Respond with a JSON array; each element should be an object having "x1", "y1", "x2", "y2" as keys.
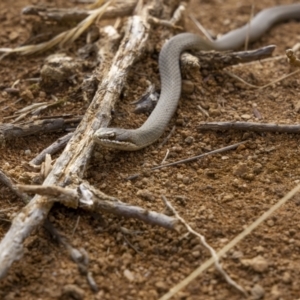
[
  {"x1": 159, "y1": 184, "x2": 300, "y2": 300},
  {"x1": 225, "y1": 69, "x2": 300, "y2": 89},
  {"x1": 161, "y1": 196, "x2": 246, "y2": 296},
  {"x1": 9, "y1": 98, "x2": 66, "y2": 122},
  {"x1": 60, "y1": 1, "x2": 112, "y2": 45},
  {"x1": 0, "y1": 0, "x2": 111, "y2": 58}
]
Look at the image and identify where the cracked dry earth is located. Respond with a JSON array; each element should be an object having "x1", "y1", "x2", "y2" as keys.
[{"x1": 1, "y1": 0, "x2": 300, "y2": 299}]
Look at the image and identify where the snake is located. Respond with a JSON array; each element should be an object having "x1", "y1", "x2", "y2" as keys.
[{"x1": 93, "y1": 3, "x2": 300, "y2": 151}]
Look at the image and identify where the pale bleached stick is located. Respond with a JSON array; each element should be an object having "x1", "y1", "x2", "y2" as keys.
[
  {"x1": 161, "y1": 196, "x2": 246, "y2": 295},
  {"x1": 17, "y1": 183, "x2": 179, "y2": 230},
  {"x1": 0, "y1": 118, "x2": 79, "y2": 145},
  {"x1": 198, "y1": 122, "x2": 300, "y2": 133},
  {"x1": 0, "y1": 11, "x2": 150, "y2": 279},
  {"x1": 0, "y1": 169, "x2": 29, "y2": 203},
  {"x1": 29, "y1": 132, "x2": 74, "y2": 166},
  {"x1": 160, "y1": 184, "x2": 300, "y2": 300},
  {"x1": 22, "y1": 0, "x2": 137, "y2": 23}
]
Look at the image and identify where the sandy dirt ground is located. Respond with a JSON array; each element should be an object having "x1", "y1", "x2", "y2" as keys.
[{"x1": 1, "y1": 0, "x2": 300, "y2": 299}]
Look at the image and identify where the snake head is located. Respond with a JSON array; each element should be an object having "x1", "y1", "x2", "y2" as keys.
[{"x1": 93, "y1": 128, "x2": 140, "y2": 151}]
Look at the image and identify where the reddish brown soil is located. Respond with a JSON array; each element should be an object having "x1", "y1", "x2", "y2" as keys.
[{"x1": 1, "y1": 0, "x2": 300, "y2": 299}]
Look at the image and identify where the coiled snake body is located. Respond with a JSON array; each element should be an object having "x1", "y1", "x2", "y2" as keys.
[{"x1": 94, "y1": 4, "x2": 300, "y2": 151}]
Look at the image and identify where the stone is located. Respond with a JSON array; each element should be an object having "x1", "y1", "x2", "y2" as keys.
[
  {"x1": 123, "y1": 269, "x2": 135, "y2": 282},
  {"x1": 241, "y1": 255, "x2": 268, "y2": 273},
  {"x1": 136, "y1": 189, "x2": 155, "y2": 201},
  {"x1": 61, "y1": 284, "x2": 85, "y2": 300},
  {"x1": 251, "y1": 284, "x2": 265, "y2": 299}
]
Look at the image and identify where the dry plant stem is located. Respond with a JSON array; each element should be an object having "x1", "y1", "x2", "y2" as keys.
[
  {"x1": 185, "y1": 45, "x2": 275, "y2": 71},
  {"x1": 43, "y1": 219, "x2": 98, "y2": 292},
  {"x1": 126, "y1": 141, "x2": 245, "y2": 180},
  {"x1": 0, "y1": 169, "x2": 29, "y2": 203},
  {"x1": 160, "y1": 184, "x2": 300, "y2": 300},
  {"x1": 225, "y1": 68, "x2": 300, "y2": 89},
  {"x1": 29, "y1": 132, "x2": 74, "y2": 166},
  {"x1": 189, "y1": 14, "x2": 214, "y2": 42},
  {"x1": 244, "y1": 4, "x2": 255, "y2": 51},
  {"x1": 22, "y1": 0, "x2": 137, "y2": 23},
  {"x1": 161, "y1": 196, "x2": 246, "y2": 295},
  {"x1": 0, "y1": 13, "x2": 150, "y2": 280},
  {"x1": 0, "y1": 118, "x2": 79, "y2": 145},
  {"x1": 158, "y1": 125, "x2": 176, "y2": 148},
  {"x1": 0, "y1": 1, "x2": 112, "y2": 57},
  {"x1": 81, "y1": 182, "x2": 178, "y2": 230},
  {"x1": 17, "y1": 183, "x2": 178, "y2": 230},
  {"x1": 152, "y1": 141, "x2": 246, "y2": 170},
  {"x1": 198, "y1": 122, "x2": 300, "y2": 133}
]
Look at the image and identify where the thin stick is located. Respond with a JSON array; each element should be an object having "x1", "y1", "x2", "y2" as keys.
[
  {"x1": 126, "y1": 141, "x2": 245, "y2": 180},
  {"x1": 0, "y1": 13, "x2": 151, "y2": 280},
  {"x1": 189, "y1": 14, "x2": 214, "y2": 42},
  {"x1": 0, "y1": 169, "x2": 29, "y2": 203},
  {"x1": 152, "y1": 141, "x2": 245, "y2": 170},
  {"x1": 160, "y1": 184, "x2": 300, "y2": 300},
  {"x1": 162, "y1": 196, "x2": 246, "y2": 295},
  {"x1": 244, "y1": 4, "x2": 255, "y2": 51},
  {"x1": 71, "y1": 216, "x2": 80, "y2": 238},
  {"x1": 225, "y1": 69, "x2": 300, "y2": 89},
  {"x1": 160, "y1": 149, "x2": 170, "y2": 165},
  {"x1": 198, "y1": 122, "x2": 300, "y2": 133},
  {"x1": 30, "y1": 132, "x2": 74, "y2": 166},
  {"x1": 158, "y1": 126, "x2": 176, "y2": 148}
]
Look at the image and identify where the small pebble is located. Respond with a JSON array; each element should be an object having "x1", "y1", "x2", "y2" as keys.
[
  {"x1": 209, "y1": 108, "x2": 221, "y2": 116},
  {"x1": 222, "y1": 193, "x2": 234, "y2": 203},
  {"x1": 270, "y1": 284, "x2": 281, "y2": 298},
  {"x1": 191, "y1": 250, "x2": 201, "y2": 258},
  {"x1": 61, "y1": 284, "x2": 85, "y2": 300},
  {"x1": 251, "y1": 284, "x2": 265, "y2": 299},
  {"x1": 171, "y1": 261, "x2": 179, "y2": 269},
  {"x1": 9, "y1": 31, "x2": 19, "y2": 41},
  {"x1": 282, "y1": 272, "x2": 291, "y2": 284},
  {"x1": 24, "y1": 149, "x2": 31, "y2": 156},
  {"x1": 182, "y1": 80, "x2": 195, "y2": 94},
  {"x1": 155, "y1": 281, "x2": 168, "y2": 292},
  {"x1": 231, "y1": 251, "x2": 243, "y2": 259},
  {"x1": 184, "y1": 136, "x2": 194, "y2": 144},
  {"x1": 241, "y1": 114, "x2": 251, "y2": 120},
  {"x1": 123, "y1": 269, "x2": 135, "y2": 282},
  {"x1": 233, "y1": 163, "x2": 249, "y2": 177},
  {"x1": 182, "y1": 176, "x2": 190, "y2": 184},
  {"x1": 20, "y1": 89, "x2": 34, "y2": 101},
  {"x1": 177, "y1": 173, "x2": 183, "y2": 180},
  {"x1": 241, "y1": 255, "x2": 269, "y2": 273},
  {"x1": 136, "y1": 189, "x2": 155, "y2": 201}
]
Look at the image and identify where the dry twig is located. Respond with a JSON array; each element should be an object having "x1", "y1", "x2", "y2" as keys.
[
  {"x1": 17, "y1": 182, "x2": 179, "y2": 230},
  {"x1": 127, "y1": 141, "x2": 245, "y2": 180},
  {"x1": 0, "y1": 118, "x2": 80, "y2": 146},
  {"x1": 161, "y1": 196, "x2": 246, "y2": 295},
  {"x1": 0, "y1": 1, "x2": 112, "y2": 58},
  {"x1": 198, "y1": 122, "x2": 300, "y2": 133},
  {"x1": 0, "y1": 169, "x2": 29, "y2": 203},
  {"x1": 160, "y1": 184, "x2": 300, "y2": 300},
  {"x1": 0, "y1": 8, "x2": 151, "y2": 279},
  {"x1": 29, "y1": 132, "x2": 74, "y2": 166}
]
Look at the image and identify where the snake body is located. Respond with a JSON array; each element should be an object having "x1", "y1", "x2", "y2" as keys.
[{"x1": 94, "y1": 4, "x2": 300, "y2": 151}]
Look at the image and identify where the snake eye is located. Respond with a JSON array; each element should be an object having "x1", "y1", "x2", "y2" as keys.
[{"x1": 104, "y1": 131, "x2": 117, "y2": 140}]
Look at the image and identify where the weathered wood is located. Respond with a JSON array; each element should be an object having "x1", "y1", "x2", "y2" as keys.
[{"x1": 0, "y1": 3, "x2": 153, "y2": 279}]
